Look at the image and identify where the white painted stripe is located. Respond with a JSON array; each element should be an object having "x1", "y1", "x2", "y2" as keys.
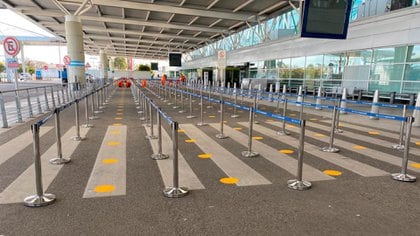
[
  {"x1": 268, "y1": 121, "x2": 420, "y2": 173},
  {"x1": 0, "y1": 126, "x2": 89, "y2": 204},
  {"x1": 83, "y1": 125, "x2": 127, "y2": 198},
  {"x1": 309, "y1": 122, "x2": 420, "y2": 156},
  {"x1": 182, "y1": 124, "x2": 271, "y2": 186},
  {"x1": 241, "y1": 122, "x2": 388, "y2": 177},
  {"x1": 0, "y1": 127, "x2": 53, "y2": 166},
  {"x1": 145, "y1": 125, "x2": 205, "y2": 190},
  {"x1": 215, "y1": 124, "x2": 334, "y2": 181}
]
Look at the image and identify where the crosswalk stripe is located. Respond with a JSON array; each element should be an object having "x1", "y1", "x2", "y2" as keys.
[
  {"x1": 182, "y1": 124, "x2": 271, "y2": 186},
  {"x1": 213, "y1": 124, "x2": 334, "y2": 181},
  {"x1": 83, "y1": 126, "x2": 127, "y2": 198},
  {"x1": 0, "y1": 126, "x2": 89, "y2": 204},
  {"x1": 268, "y1": 121, "x2": 420, "y2": 173},
  {"x1": 240, "y1": 122, "x2": 388, "y2": 177},
  {"x1": 145, "y1": 126, "x2": 205, "y2": 190},
  {"x1": 309, "y1": 122, "x2": 420, "y2": 156},
  {"x1": 0, "y1": 127, "x2": 54, "y2": 166}
]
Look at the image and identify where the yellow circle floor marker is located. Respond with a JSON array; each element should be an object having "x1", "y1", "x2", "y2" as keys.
[
  {"x1": 234, "y1": 127, "x2": 242, "y2": 130},
  {"x1": 228, "y1": 107, "x2": 233, "y2": 110},
  {"x1": 252, "y1": 136, "x2": 264, "y2": 140},
  {"x1": 289, "y1": 114, "x2": 296, "y2": 117},
  {"x1": 107, "y1": 141, "x2": 121, "y2": 147},
  {"x1": 220, "y1": 177, "x2": 239, "y2": 184},
  {"x1": 323, "y1": 170, "x2": 342, "y2": 176},
  {"x1": 110, "y1": 131, "x2": 121, "y2": 135},
  {"x1": 102, "y1": 159, "x2": 119, "y2": 164},
  {"x1": 209, "y1": 115, "x2": 216, "y2": 118},
  {"x1": 113, "y1": 123, "x2": 123, "y2": 126},
  {"x1": 266, "y1": 119, "x2": 274, "y2": 122},
  {"x1": 287, "y1": 125, "x2": 296, "y2": 129},
  {"x1": 368, "y1": 131, "x2": 380, "y2": 135},
  {"x1": 116, "y1": 113, "x2": 123, "y2": 115},
  {"x1": 177, "y1": 129, "x2": 185, "y2": 133},
  {"x1": 416, "y1": 142, "x2": 420, "y2": 146},
  {"x1": 309, "y1": 118, "x2": 318, "y2": 121},
  {"x1": 185, "y1": 139, "x2": 196, "y2": 143},
  {"x1": 410, "y1": 163, "x2": 420, "y2": 169},
  {"x1": 314, "y1": 133, "x2": 326, "y2": 137},
  {"x1": 223, "y1": 121, "x2": 228, "y2": 123},
  {"x1": 279, "y1": 149, "x2": 294, "y2": 154},
  {"x1": 354, "y1": 145, "x2": 367, "y2": 150},
  {"x1": 198, "y1": 153, "x2": 212, "y2": 159},
  {"x1": 114, "y1": 117, "x2": 123, "y2": 120},
  {"x1": 94, "y1": 185, "x2": 116, "y2": 193}
]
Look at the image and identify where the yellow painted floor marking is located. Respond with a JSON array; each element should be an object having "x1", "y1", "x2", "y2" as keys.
[
  {"x1": 107, "y1": 141, "x2": 121, "y2": 146},
  {"x1": 220, "y1": 177, "x2": 239, "y2": 184},
  {"x1": 233, "y1": 127, "x2": 242, "y2": 131},
  {"x1": 238, "y1": 110, "x2": 244, "y2": 113},
  {"x1": 416, "y1": 142, "x2": 420, "y2": 146},
  {"x1": 209, "y1": 115, "x2": 216, "y2": 118},
  {"x1": 338, "y1": 123, "x2": 344, "y2": 127},
  {"x1": 353, "y1": 145, "x2": 367, "y2": 150},
  {"x1": 266, "y1": 119, "x2": 274, "y2": 122},
  {"x1": 177, "y1": 129, "x2": 185, "y2": 133},
  {"x1": 228, "y1": 107, "x2": 233, "y2": 110},
  {"x1": 185, "y1": 139, "x2": 196, "y2": 143},
  {"x1": 314, "y1": 133, "x2": 326, "y2": 137},
  {"x1": 410, "y1": 163, "x2": 420, "y2": 169},
  {"x1": 114, "y1": 117, "x2": 123, "y2": 120},
  {"x1": 116, "y1": 113, "x2": 123, "y2": 115},
  {"x1": 102, "y1": 159, "x2": 119, "y2": 164},
  {"x1": 309, "y1": 118, "x2": 318, "y2": 121},
  {"x1": 94, "y1": 185, "x2": 116, "y2": 193},
  {"x1": 368, "y1": 131, "x2": 380, "y2": 135},
  {"x1": 223, "y1": 121, "x2": 227, "y2": 123},
  {"x1": 252, "y1": 136, "x2": 264, "y2": 140},
  {"x1": 323, "y1": 170, "x2": 342, "y2": 176},
  {"x1": 113, "y1": 123, "x2": 123, "y2": 126},
  {"x1": 286, "y1": 125, "x2": 296, "y2": 129},
  {"x1": 110, "y1": 131, "x2": 121, "y2": 135},
  {"x1": 198, "y1": 153, "x2": 212, "y2": 159},
  {"x1": 279, "y1": 149, "x2": 294, "y2": 154},
  {"x1": 289, "y1": 114, "x2": 296, "y2": 117}
]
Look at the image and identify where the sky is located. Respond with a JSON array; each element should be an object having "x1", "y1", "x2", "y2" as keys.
[{"x1": 0, "y1": 9, "x2": 169, "y2": 69}]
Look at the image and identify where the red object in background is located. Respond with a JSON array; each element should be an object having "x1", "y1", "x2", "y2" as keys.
[
  {"x1": 44, "y1": 65, "x2": 48, "y2": 70},
  {"x1": 141, "y1": 79, "x2": 147, "y2": 87},
  {"x1": 126, "y1": 80, "x2": 131, "y2": 88},
  {"x1": 118, "y1": 80, "x2": 124, "y2": 87}
]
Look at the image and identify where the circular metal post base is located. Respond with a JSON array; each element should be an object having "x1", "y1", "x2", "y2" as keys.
[
  {"x1": 215, "y1": 133, "x2": 229, "y2": 139},
  {"x1": 167, "y1": 103, "x2": 173, "y2": 105},
  {"x1": 369, "y1": 116, "x2": 379, "y2": 120},
  {"x1": 138, "y1": 111, "x2": 144, "y2": 114},
  {"x1": 277, "y1": 131, "x2": 291, "y2": 136},
  {"x1": 24, "y1": 193, "x2": 56, "y2": 207},
  {"x1": 197, "y1": 122, "x2": 208, "y2": 126},
  {"x1": 163, "y1": 100, "x2": 169, "y2": 102},
  {"x1": 315, "y1": 107, "x2": 322, "y2": 110},
  {"x1": 178, "y1": 110, "x2": 186, "y2": 113},
  {"x1": 136, "y1": 106, "x2": 141, "y2": 109},
  {"x1": 391, "y1": 144, "x2": 405, "y2": 150},
  {"x1": 186, "y1": 115, "x2": 196, "y2": 119},
  {"x1": 231, "y1": 115, "x2": 240, "y2": 118},
  {"x1": 339, "y1": 111, "x2": 347, "y2": 114},
  {"x1": 320, "y1": 146, "x2": 340, "y2": 153},
  {"x1": 241, "y1": 151, "x2": 259, "y2": 158},
  {"x1": 82, "y1": 124, "x2": 93, "y2": 128},
  {"x1": 146, "y1": 135, "x2": 158, "y2": 140},
  {"x1": 163, "y1": 187, "x2": 189, "y2": 198},
  {"x1": 287, "y1": 179, "x2": 312, "y2": 190},
  {"x1": 254, "y1": 121, "x2": 260, "y2": 124},
  {"x1": 173, "y1": 106, "x2": 179, "y2": 109},
  {"x1": 146, "y1": 124, "x2": 151, "y2": 127},
  {"x1": 391, "y1": 173, "x2": 416, "y2": 182},
  {"x1": 89, "y1": 116, "x2": 99, "y2": 120},
  {"x1": 71, "y1": 136, "x2": 83, "y2": 141},
  {"x1": 334, "y1": 129, "x2": 343, "y2": 134},
  {"x1": 206, "y1": 106, "x2": 213, "y2": 109},
  {"x1": 99, "y1": 106, "x2": 106, "y2": 109},
  {"x1": 94, "y1": 110, "x2": 103, "y2": 114},
  {"x1": 49, "y1": 157, "x2": 71, "y2": 165},
  {"x1": 140, "y1": 117, "x2": 146, "y2": 121},
  {"x1": 151, "y1": 153, "x2": 169, "y2": 160}
]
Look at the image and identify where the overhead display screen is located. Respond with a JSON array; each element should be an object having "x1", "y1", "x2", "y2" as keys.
[
  {"x1": 301, "y1": 0, "x2": 352, "y2": 39},
  {"x1": 169, "y1": 53, "x2": 182, "y2": 67}
]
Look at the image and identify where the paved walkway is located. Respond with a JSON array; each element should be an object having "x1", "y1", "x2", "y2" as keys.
[{"x1": 0, "y1": 85, "x2": 419, "y2": 235}]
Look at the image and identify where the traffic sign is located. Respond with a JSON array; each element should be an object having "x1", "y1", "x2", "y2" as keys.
[
  {"x1": 217, "y1": 50, "x2": 226, "y2": 60},
  {"x1": 44, "y1": 65, "x2": 48, "y2": 70},
  {"x1": 85, "y1": 62, "x2": 91, "y2": 69},
  {"x1": 63, "y1": 55, "x2": 71, "y2": 65},
  {"x1": 3, "y1": 36, "x2": 20, "y2": 57}
]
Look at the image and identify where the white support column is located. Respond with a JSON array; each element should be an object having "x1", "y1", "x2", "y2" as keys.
[
  {"x1": 65, "y1": 15, "x2": 86, "y2": 89},
  {"x1": 99, "y1": 49, "x2": 108, "y2": 84}
]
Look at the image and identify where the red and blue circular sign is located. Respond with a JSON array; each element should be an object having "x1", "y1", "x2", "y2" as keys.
[{"x1": 3, "y1": 36, "x2": 20, "y2": 57}]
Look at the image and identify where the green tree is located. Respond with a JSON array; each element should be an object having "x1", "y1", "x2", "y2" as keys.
[
  {"x1": 137, "y1": 64, "x2": 151, "y2": 71},
  {"x1": 113, "y1": 57, "x2": 128, "y2": 70},
  {"x1": 0, "y1": 61, "x2": 5, "y2": 73},
  {"x1": 17, "y1": 64, "x2": 35, "y2": 74}
]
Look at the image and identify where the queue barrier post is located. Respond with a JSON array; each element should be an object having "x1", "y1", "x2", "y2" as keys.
[
  {"x1": 24, "y1": 123, "x2": 56, "y2": 207},
  {"x1": 89, "y1": 92, "x2": 99, "y2": 120},
  {"x1": 413, "y1": 92, "x2": 420, "y2": 127},
  {"x1": 392, "y1": 105, "x2": 407, "y2": 150},
  {"x1": 391, "y1": 116, "x2": 416, "y2": 182},
  {"x1": 163, "y1": 121, "x2": 189, "y2": 198},
  {"x1": 197, "y1": 86, "x2": 207, "y2": 126},
  {"x1": 94, "y1": 90, "x2": 103, "y2": 114},
  {"x1": 82, "y1": 94, "x2": 93, "y2": 128},
  {"x1": 35, "y1": 88, "x2": 43, "y2": 115},
  {"x1": 179, "y1": 88, "x2": 186, "y2": 113},
  {"x1": 321, "y1": 106, "x2": 340, "y2": 153},
  {"x1": 173, "y1": 86, "x2": 179, "y2": 109},
  {"x1": 334, "y1": 99, "x2": 343, "y2": 134},
  {"x1": 44, "y1": 87, "x2": 50, "y2": 111},
  {"x1": 0, "y1": 93, "x2": 10, "y2": 128},
  {"x1": 242, "y1": 107, "x2": 259, "y2": 158},
  {"x1": 296, "y1": 86, "x2": 302, "y2": 107},
  {"x1": 231, "y1": 83, "x2": 239, "y2": 118},
  {"x1": 72, "y1": 99, "x2": 82, "y2": 141},
  {"x1": 49, "y1": 108, "x2": 71, "y2": 165},
  {"x1": 140, "y1": 94, "x2": 146, "y2": 121},
  {"x1": 315, "y1": 87, "x2": 322, "y2": 110},
  {"x1": 287, "y1": 120, "x2": 311, "y2": 190},
  {"x1": 50, "y1": 87, "x2": 56, "y2": 108},
  {"x1": 215, "y1": 93, "x2": 228, "y2": 139},
  {"x1": 207, "y1": 84, "x2": 213, "y2": 109},
  {"x1": 14, "y1": 90, "x2": 23, "y2": 123},
  {"x1": 26, "y1": 89, "x2": 34, "y2": 118},
  {"x1": 146, "y1": 101, "x2": 157, "y2": 139},
  {"x1": 186, "y1": 87, "x2": 195, "y2": 119},
  {"x1": 369, "y1": 90, "x2": 379, "y2": 120},
  {"x1": 277, "y1": 99, "x2": 291, "y2": 136},
  {"x1": 340, "y1": 88, "x2": 347, "y2": 114},
  {"x1": 281, "y1": 84, "x2": 286, "y2": 103},
  {"x1": 151, "y1": 108, "x2": 169, "y2": 160}
]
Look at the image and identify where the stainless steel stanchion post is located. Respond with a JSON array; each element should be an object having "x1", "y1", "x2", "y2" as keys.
[
  {"x1": 50, "y1": 108, "x2": 71, "y2": 165},
  {"x1": 242, "y1": 107, "x2": 259, "y2": 158},
  {"x1": 321, "y1": 106, "x2": 340, "y2": 153},
  {"x1": 215, "y1": 97, "x2": 228, "y2": 139},
  {"x1": 24, "y1": 123, "x2": 56, "y2": 207},
  {"x1": 145, "y1": 98, "x2": 150, "y2": 124},
  {"x1": 275, "y1": 93, "x2": 281, "y2": 113},
  {"x1": 186, "y1": 89, "x2": 195, "y2": 119},
  {"x1": 26, "y1": 89, "x2": 34, "y2": 118},
  {"x1": 44, "y1": 87, "x2": 50, "y2": 111},
  {"x1": 50, "y1": 87, "x2": 56, "y2": 108},
  {"x1": 167, "y1": 85, "x2": 173, "y2": 105},
  {"x1": 151, "y1": 108, "x2": 169, "y2": 160},
  {"x1": 287, "y1": 120, "x2": 312, "y2": 190},
  {"x1": 277, "y1": 99, "x2": 290, "y2": 135},
  {"x1": 173, "y1": 86, "x2": 179, "y2": 109},
  {"x1": 197, "y1": 87, "x2": 207, "y2": 126},
  {"x1": 82, "y1": 95, "x2": 93, "y2": 128},
  {"x1": 72, "y1": 100, "x2": 82, "y2": 141},
  {"x1": 140, "y1": 95, "x2": 146, "y2": 120},
  {"x1": 146, "y1": 101, "x2": 157, "y2": 138},
  {"x1": 89, "y1": 93, "x2": 99, "y2": 120},
  {"x1": 179, "y1": 90, "x2": 186, "y2": 113},
  {"x1": 392, "y1": 105, "x2": 407, "y2": 150},
  {"x1": 56, "y1": 88, "x2": 62, "y2": 105},
  {"x1": 65, "y1": 87, "x2": 70, "y2": 102},
  {"x1": 392, "y1": 116, "x2": 416, "y2": 182},
  {"x1": 207, "y1": 85, "x2": 213, "y2": 109},
  {"x1": 299, "y1": 96, "x2": 304, "y2": 121},
  {"x1": 35, "y1": 88, "x2": 43, "y2": 114},
  {"x1": 0, "y1": 93, "x2": 9, "y2": 128},
  {"x1": 14, "y1": 90, "x2": 23, "y2": 123},
  {"x1": 334, "y1": 99, "x2": 343, "y2": 133},
  {"x1": 61, "y1": 87, "x2": 65, "y2": 103},
  {"x1": 163, "y1": 85, "x2": 168, "y2": 102},
  {"x1": 253, "y1": 93, "x2": 259, "y2": 124},
  {"x1": 231, "y1": 84, "x2": 239, "y2": 118},
  {"x1": 94, "y1": 91, "x2": 103, "y2": 113}
]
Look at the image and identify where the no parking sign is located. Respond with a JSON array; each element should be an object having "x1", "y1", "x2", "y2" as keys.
[{"x1": 3, "y1": 36, "x2": 20, "y2": 57}]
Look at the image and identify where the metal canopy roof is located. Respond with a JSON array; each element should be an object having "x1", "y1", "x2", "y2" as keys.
[{"x1": 0, "y1": 0, "x2": 290, "y2": 59}]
